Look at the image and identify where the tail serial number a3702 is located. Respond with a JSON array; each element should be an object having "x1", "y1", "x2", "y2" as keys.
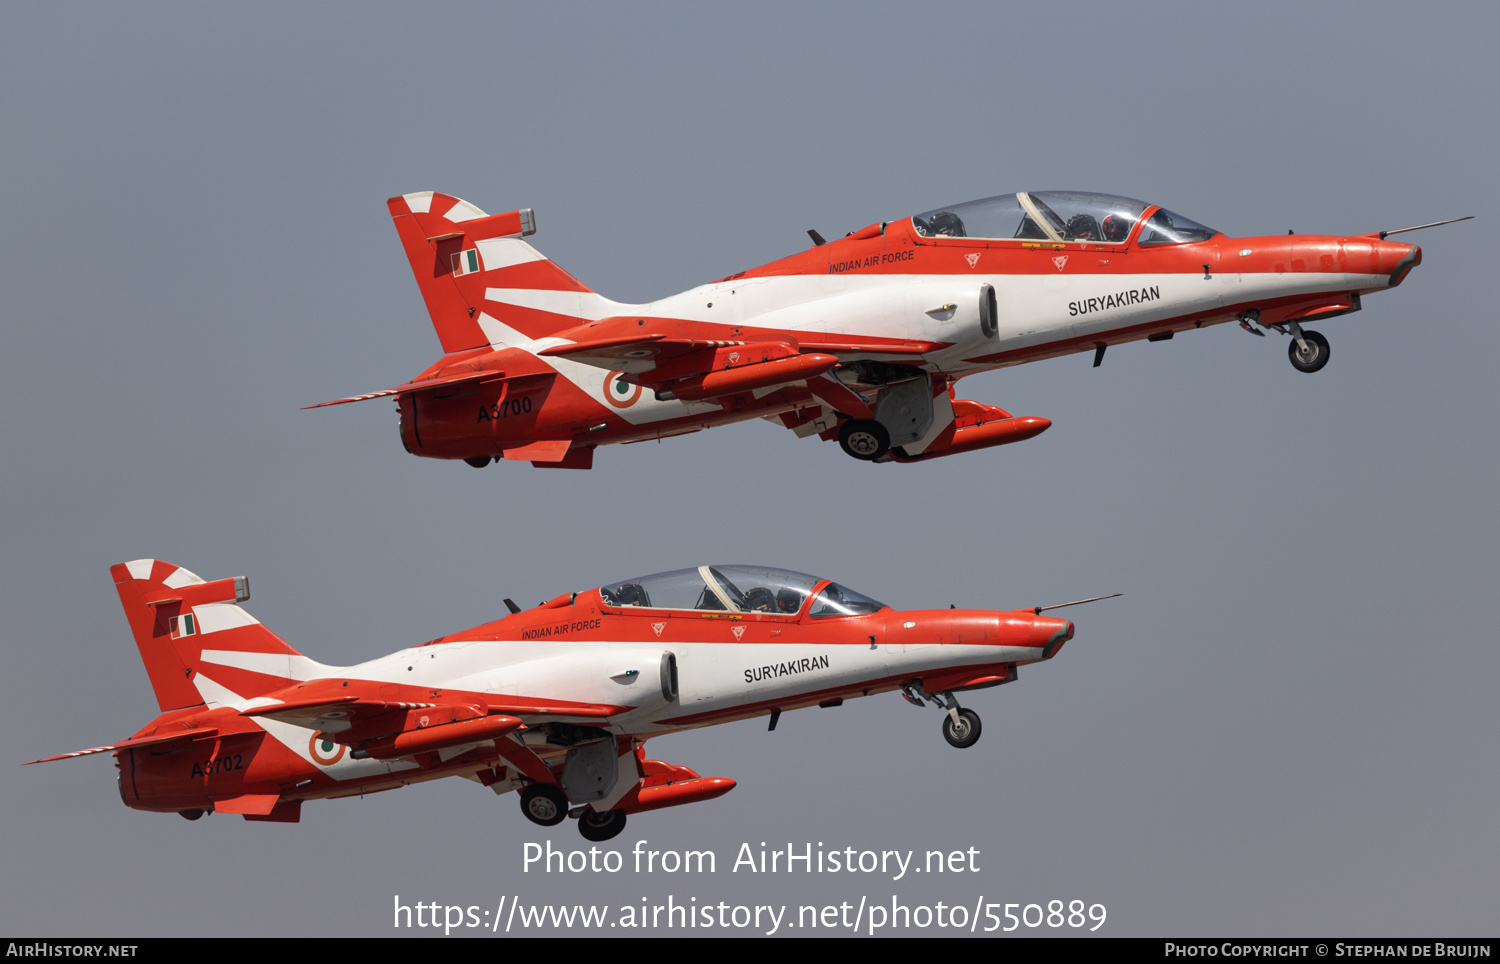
[
  {"x1": 310, "y1": 191, "x2": 1461, "y2": 468},
  {"x1": 28, "y1": 560, "x2": 1093, "y2": 841}
]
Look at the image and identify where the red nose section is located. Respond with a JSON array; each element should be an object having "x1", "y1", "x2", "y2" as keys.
[
  {"x1": 1392, "y1": 244, "x2": 1421, "y2": 285},
  {"x1": 1031, "y1": 616, "x2": 1074, "y2": 658}
]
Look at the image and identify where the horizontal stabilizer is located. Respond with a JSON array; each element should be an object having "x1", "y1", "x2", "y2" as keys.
[
  {"x1": 503, "y1": 439, "x2": 572, "y2": 462},
  {"x1": 304, "y1": 368, "x2": 506, "y2": 409},
  {"x1": 25, "y1": 726, "x2": 219, "y2": 765},
  {"x1": 537, "y1": 333, "x2": 668, "y2": 357},
  {"x1": 214, "y1": 793, "x2": 281, "y2": 816}
]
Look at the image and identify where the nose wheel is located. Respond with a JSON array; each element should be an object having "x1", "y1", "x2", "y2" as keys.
[
  {"x1": 942, "y1": 708, "x2": 983, "y2": 749},
  {"x1": 902, "y1": 682, "x2": 984, "y2": 749},
  {"x1": 1287, "y1": 328, "x2": 1330, "y2": 373},
  {"x1": 1239, "y1": 312, "x2": 1333, "y2": 374}
]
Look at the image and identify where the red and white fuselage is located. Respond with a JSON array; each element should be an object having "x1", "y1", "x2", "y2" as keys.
[
  {"x1": 311, "y1": 190, "x2": 1423, "y2": 466},
  {"x1": 33, "y1": 561, "x2": 1072, "y2": 833}
]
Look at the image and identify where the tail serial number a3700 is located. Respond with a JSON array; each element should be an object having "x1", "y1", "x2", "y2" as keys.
[{"x1": 310, "y1": 191, "x2": 1461, "y2": 468}]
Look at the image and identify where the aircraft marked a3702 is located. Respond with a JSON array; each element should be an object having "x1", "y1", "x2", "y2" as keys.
[
  {"x1": 306, "y1": 190, "x2": 1465, "y2": 467},
  {"x1": 28, "y1": 560, "x2": 1097, "y2": 840}
]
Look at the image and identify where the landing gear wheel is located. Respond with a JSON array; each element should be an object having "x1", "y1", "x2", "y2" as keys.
[
  {"x1": 178, "y1": 809, "x2": 205, "y2": 821},
  {"x1": 1288, "y1": 329, "x2": 1330, "y2": 373},
  {"x1": 520, "y1": 784, "x2": 569, "y2": 827},
  {"x1": 577, "y1": 808, "x2": 628, "y2": 842},
  {"x1": 464, "y1": 456, "x2": 493, "y2": 468},
  {"x1": 838, "y1": 419, "x2": 890, "y2": 461},
  {"x1": 942, "y1": 708, "x2": 982, "y2": 749}
]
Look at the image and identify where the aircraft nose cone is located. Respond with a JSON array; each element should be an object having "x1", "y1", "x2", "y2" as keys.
[
  {"x1": 1031, "y1": 616, "x2": 1074, "y2": 657},
  {"x1": 1381, "y1": 241, "x2": 1421, "y2": 287}
]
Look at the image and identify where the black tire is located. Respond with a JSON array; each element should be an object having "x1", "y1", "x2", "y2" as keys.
[
  {"x1": 1288, "y1": 329, "x2": 1330, "y2": 373},
  {"x1": 520, "y1": 784, "x2": 569, "y2": 827},
  {"x1": 942, "y1": 708, "x2": 982, "y2": 749},
  {"x1": 838, "y1": 419, "x2": 890, "y2": 461},
  {"x1": 464, "y1": 456, "x2": 493, "y2": 468},
  {"x1": 178, "y1": 809, "x2": 205, "y2": 821},
  {"x1": 577, "y1": 808, "x2": 628, "y2": 842}
]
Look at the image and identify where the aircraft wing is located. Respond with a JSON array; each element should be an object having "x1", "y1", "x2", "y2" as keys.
[
  {"x1": 243, "y1": 684, "x2": 622, "y2": 737},
  {"x1": 539, "y1": 317, "x2": 940, "y2": 376},
  {"x1": 239, "y1": 695, "x2": 436, "y2": 730},
  {"x1": 535, "y1": 332, "x2": 724, "y2": 369},
  {"x1": 795, "y1": 338, "x2": 935, "y2": 356},
  {"x1": 541, "y1": 318, "x2": 877, "y2": 404},
  {"x1": 25, "y1": 726, "x2": 220, "y2": 765},
  {"x1": 482, "y1": 700, "x2": 615, "y2": 719}
]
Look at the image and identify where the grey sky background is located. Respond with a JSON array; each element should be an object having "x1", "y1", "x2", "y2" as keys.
[{"x1": 2, "y1": 2, "x2": 1495, "y2": 938}]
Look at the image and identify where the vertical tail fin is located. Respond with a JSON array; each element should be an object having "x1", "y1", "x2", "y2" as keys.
[
  {"x1": 111, "y1": 560, "x2": 311, "y2": 712},
  {"x1": 388, "y1": 192, "x2": 621, "y2": 354}
]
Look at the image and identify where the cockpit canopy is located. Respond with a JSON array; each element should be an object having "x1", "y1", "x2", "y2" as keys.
[
  {"x1": 598, "y1": 565, "x2": 886, "y2": 618},
  {"x1": 912, "y1": 191, "x2": 1218, "y2": 246}
]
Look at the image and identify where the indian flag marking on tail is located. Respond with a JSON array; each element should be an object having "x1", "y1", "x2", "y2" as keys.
[
  {"x1": 170, "y1": 613, "x2": 197, "y2": 639},
  {"x1": 451, "y1": 248, "x2": 481, "y2": 276}
]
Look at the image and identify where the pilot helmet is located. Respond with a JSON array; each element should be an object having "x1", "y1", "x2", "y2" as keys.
[
  {"x1": 744, "y1": 587, "x2": 776, "y2": 612},
  {"x1": 776, "y1": 588, "x2": 803, "y2": 614},
  {"x1": 927, "y1": 211, "x2": 965, "y2": 237},
  {"x1": 1101, "y1": 213, "x2": 1133, "y2": 242},
  {"x1": 1066, "y1": 213, "x2": 1101, "y2": 241}
]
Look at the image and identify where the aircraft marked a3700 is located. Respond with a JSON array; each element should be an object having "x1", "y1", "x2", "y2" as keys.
[
  {"x1": 27, "y1": 561, "x2": 1097, "y2": 840},
  {"x1": 308, "y1": 191, "x2": 1466, "y2": 466}
]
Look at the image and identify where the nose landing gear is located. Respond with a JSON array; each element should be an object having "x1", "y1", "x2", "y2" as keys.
[
  {"x1": 901, "y1": 682, "x2": 984, "y2": 749},
  {"x1": 1285, "y1": 326, "x2": 1330, "y2": 373},
  {"x1": 1239, "y1": 311, "x2": 1332, "y2": 373},
  {"x1": 942, "y1": 708, "x2": 982, "y2": 749}
]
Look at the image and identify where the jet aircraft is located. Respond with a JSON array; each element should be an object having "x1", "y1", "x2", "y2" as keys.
[
  {"x1": 310, "y1": 191, "x2": 1457, "y2": 466},
  {"x1": 28, "y1": 560, "x2": 1086, "y2": 841}
]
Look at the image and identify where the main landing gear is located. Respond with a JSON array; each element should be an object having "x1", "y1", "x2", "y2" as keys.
[
  {"x1": 519, "y1": 783, "x2": 629, "y2": 841},
  {"x1": 838, "y1": 419, "x2": 890, "y2": 461},
  {"x1": 1238, "y1": 311, "x2": 1331, "y2": 374},
  {"x1": 902, "y1": 683, "x2": 983, "y2": 749},
  {"x1": 577, "y1": 807, "x2": 628, "y2": 842},
  {"x1": 520, "y1": 784, "x2": 568, "y2": 827}
]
